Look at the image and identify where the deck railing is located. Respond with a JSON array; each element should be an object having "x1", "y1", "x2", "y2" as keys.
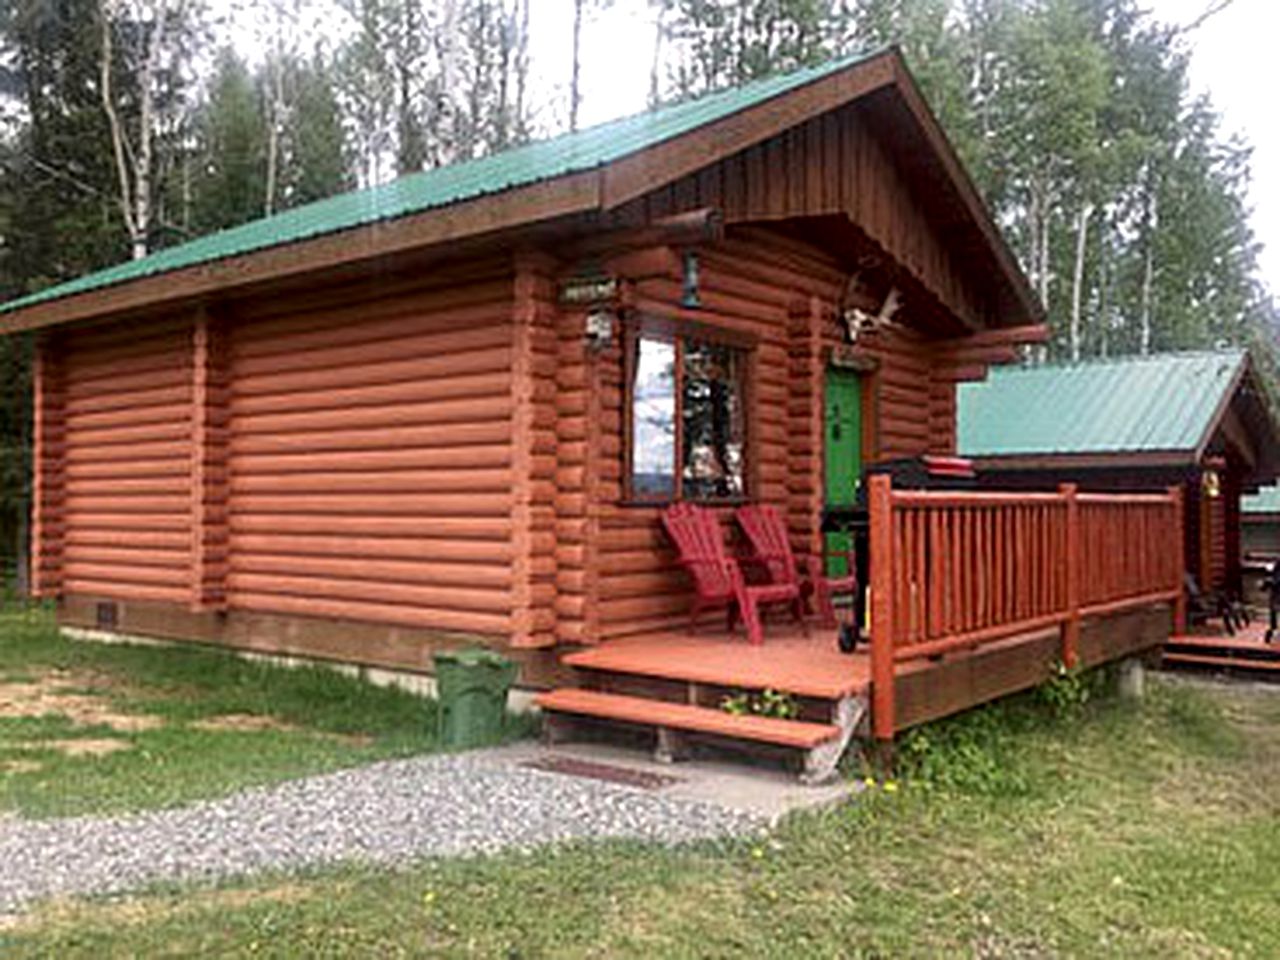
[{"x1": 868, "y1": 475, "x2": 1185, "y2": 740}]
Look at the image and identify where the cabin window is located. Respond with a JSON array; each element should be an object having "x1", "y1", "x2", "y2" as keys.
[{"x1": 626, "y1": 331, "x2": 749, "y2": 503}]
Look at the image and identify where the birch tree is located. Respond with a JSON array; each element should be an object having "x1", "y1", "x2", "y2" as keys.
[{"x1": 98, "y1": 0, "x2": 198, "y2": 259}]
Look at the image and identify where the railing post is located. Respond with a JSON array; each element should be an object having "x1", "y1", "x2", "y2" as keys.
[
  {"x1": 1168, "y1": 484, "x2": 1187, "y2": 633},
  {"x1": 869, "y1": 474, "x2": 895, "y2": 742},
  {"x1": 1060, "y1": 483, "x2": 1080, "y2": 670}
]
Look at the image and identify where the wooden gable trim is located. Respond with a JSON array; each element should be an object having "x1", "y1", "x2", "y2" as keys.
[
  {"x1": 972, "y1": 451, "x2": 1197, "y2": 472},
  {"x1": 885, "y1": 56, "x2": 1043, "y2": 329},
  {"x1": 1191, "y1": 357, "x2": 1248, "y2": 466},
  {"x1": 600, "y1": 54, "x2": 895, "y2": 211}
]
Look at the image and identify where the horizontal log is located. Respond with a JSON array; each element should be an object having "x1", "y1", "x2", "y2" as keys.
[
  {"x1": 226, "y1": 573, "x2": 509, "y2": 614},
  {"x1": 229, "y1": 554, "x2": 512, "y2": 590},
  {"x1": 64, "y1": 383, "x2": 191, "y2": 417},
  {"x1": 227, "y1": 592, "x2": 511, "y2": 636},
  {"x1": 232, "y1": 370, "x2": 514, "y2": 418},
  {"x1": 65, "y1": 421, "x2": 191, "y2": 448},
  {"x1": 229, "y1": 492, "x2": 512, "y2": 517},
  {"x1": 67, "y1": 401, "x2": 190, "y2": 432},
  {"x1": 64, "y1": 495, "x2": 189, "y2": 515},
  {"x1": 61, "y1": 579, "x2": 191, "y2": 606},
  {"x1": 62, "y1": 562, "x2": 188, "y2": 587},
  {"x1": 228, "y1": 514, "x2": 512, "y2": 540},
  {"x1": 230, "y1": 395, "x2": 512, "y2": 435},
  {"x1": 232, "y1": 445, "x2": 511, "y2": 476},
  {"x1": 230, "y1": 533, "x2": 511, "y2": 564},
  {"x1": 229, "y1": 421, "x2": 511, "y2": 456},
  {"x1": 65, "y1": 458, "x2": 190, "y2": 481},
  {"x1": 229, "y1": 469, "x2": 513, "y2": 496}
]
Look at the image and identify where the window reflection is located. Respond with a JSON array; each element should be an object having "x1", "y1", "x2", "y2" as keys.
[
  {"x1": 682, "y1": 340, "x2": 745, "y2": 499},
  {"x1": 631, "y1": 337, "x2": 676, "y2": 497}
]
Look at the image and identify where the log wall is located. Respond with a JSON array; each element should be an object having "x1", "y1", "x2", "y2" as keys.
[
  {"x1": 58, "y1": 318, "x2": 194, "y2": 604},
  {"x1": 223, "y1": 264, "x2": 517, "y2": 637}
]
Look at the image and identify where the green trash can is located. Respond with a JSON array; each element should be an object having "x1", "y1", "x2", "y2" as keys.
[{"x1": 433, "y1": 648, "x2": 518, "y2": 749}]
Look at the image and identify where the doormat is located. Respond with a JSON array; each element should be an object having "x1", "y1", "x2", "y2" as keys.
[{"x1": 521, "y1": 756, "x2": 683, "y2": 790}]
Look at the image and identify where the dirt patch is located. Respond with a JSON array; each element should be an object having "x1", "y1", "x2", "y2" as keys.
[
  {"x1": 1, "y1": 759, "x2": 43, "y2": 775},
  {"x1": 190, "y1": 713, "x2": 372, "y2": 747},
  {"x1": 0, "y1": 671, "x2": 163, "y2": 734},
  {"x1": 35, "y1": 738, "x2": 131, "y2": 758},
  {"x1": 1, "y1": 881, "x2": 311, "y2": 933},
  {"x1": 190, "y1": 713, "x2": 299, "y2": 735}
]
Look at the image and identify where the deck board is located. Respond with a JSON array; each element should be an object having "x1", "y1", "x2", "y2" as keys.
[{"x1": 565, "y1": 626, "x2": 871, "y2": 700}]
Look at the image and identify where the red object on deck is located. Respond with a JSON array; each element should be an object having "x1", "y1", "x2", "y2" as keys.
[
  {"x1": 735, "y1": 503, "x2": 856, "y2": 628},
  {"x1": 660, "y1": 503, "x2": 802, "y2": 645},
  {"x1": 921, "y1": 455, "x2": 976, "y2": 479}
]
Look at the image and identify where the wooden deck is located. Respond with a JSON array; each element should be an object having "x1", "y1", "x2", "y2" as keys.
[
  {"x1": 1164, "y1": 620, "x2": 1280, "y2": 673},
  {"x1": 564, "y1": 625, "x2": 871, "y2": 700}
]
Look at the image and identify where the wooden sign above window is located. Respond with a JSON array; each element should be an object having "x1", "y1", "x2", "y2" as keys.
[{"x1": 559, "y1": 275, "x2": 618, "y2": 305}]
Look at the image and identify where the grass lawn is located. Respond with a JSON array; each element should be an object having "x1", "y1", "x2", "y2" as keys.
[
  {"x1": 3, "y1": 664, "x2": 1278, "y2": 957},
  {"x1": 0, "y1": 606, "x2": 526, "y2": 818}
]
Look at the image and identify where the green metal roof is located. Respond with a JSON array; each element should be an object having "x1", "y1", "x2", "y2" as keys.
[
  {"x1": 957, "y1": 349, "x2": 1248, "y2": 459},
  {"x1": 0, "y1": 49, "x2": 882, "y2": 317},
  {"x1": 1244, "y1": 485, "x2": 1280, "y2": 514}
]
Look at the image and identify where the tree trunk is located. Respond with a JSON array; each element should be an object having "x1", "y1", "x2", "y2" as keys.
[
  {"x1": 648, "y1": 1, "x2": 665, "y2": 107},
  {"x1": 265, "y1": 53, "x2": 283, "y2": 214},
  {"x1": 1070, "y1": 201, "x2": 1093, "y2": 362},
  {"x1": 1140, "y1": 191, "x2": 1158, "y2": 355},
  {"x1": 571, "y1": 0, "x2": 584, "y2": 131}
]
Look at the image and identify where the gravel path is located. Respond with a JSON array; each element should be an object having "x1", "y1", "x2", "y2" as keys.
[{"x1": 0, "y1": 750, "x2": 765, "y2": 916}]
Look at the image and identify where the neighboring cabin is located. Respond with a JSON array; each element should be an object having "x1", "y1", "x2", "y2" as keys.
[
  {"x1": 958, "y1": 350, "x2": 1280, "y2": 601},
  {"x1": 1243, "y1": 485, "x2": 1280, "y2": 564}
]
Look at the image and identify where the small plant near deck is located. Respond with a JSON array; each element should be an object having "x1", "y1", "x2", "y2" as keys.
[
  {"x1": 719, "y1": 688, "x2": 799, "y2": 720},
  {"x1": 1036, "y1": 659, "x2": 1104, "y2": 720}
]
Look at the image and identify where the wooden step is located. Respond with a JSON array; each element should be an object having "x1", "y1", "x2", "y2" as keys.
[
  {"x1": 535, "y1": 688, "x2": 840, "y2": 749},
  {"x1": 1162, "y1": 651, "x2": 1280, "y2": 672},
  {"x1": 1167, "y1": 634, "x2": 1276, "y2": 654}
]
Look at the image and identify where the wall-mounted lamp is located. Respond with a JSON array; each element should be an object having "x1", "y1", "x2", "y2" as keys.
[
  {"x1": 681, "y1": 251, "x2": 701, "y2": 309},
  {"x1": 585, "y1": 308, "x2": 615, "y2": 348}
]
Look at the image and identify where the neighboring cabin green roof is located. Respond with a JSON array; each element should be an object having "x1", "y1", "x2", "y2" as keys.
[
  {"x1": 957, "y1": 349, "x2": 1248, "y2": 459},
  {"x1": 0, "y1": 50, "x2": 881, "y2": 317},
  {"x1": 1244, "y1": 485, "x2": 1280, "y2": 515}
]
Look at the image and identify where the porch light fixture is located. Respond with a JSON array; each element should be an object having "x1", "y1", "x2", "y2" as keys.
[
  {"x1": 681, "y1": 251, "x2": 701, "y2": 308},
  {"x1": 1202, "y1": 469, "x2": 1221, "y2": 499},
  {"x1": 585, "y1": 308, "x2": 615, "y2": 347}
]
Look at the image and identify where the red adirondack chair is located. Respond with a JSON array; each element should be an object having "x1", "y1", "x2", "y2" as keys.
[
  {"x1": 661, "y1": 503, "x2": 803, "y2": 645},
  {"x1": 735, "y1": 503, "x2": 857, "y2": 629}
]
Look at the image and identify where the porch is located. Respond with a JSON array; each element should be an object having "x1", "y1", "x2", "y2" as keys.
[
  {"x1": 1164, "y1": 620, "x2": 1280, "y2": 675},
  {"x1": 537, "y1": 479, "x2": 1186, "y2": 778}
]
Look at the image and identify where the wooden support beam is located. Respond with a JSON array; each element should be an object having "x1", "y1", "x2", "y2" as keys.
[
  {"x1": 869, "y1": 474, "x2": 895, "y2": 740},
  {"x1": 1060, "y1": 483, "x2": 1080, "y2": 669},
  {"x1": 191, "y1": 306, "x2": 230, "y2": 611},
  {"x1": 31, "y1": 333, "x2": 66, "y2": 598},
  {"x1": 511, "y1": 252, "x2": 559, "y2": 648},
  {"x1": 1170, "y1": 484, "x2": 1188, "y2": 633}
]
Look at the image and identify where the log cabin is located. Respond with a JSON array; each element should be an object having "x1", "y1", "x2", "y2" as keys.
[
  {"x1": 1, "y1": 48, "x2": 1188, "y2": 774},
  {"x1": 1243, "y1": 485, "x2": 1280, "y2": 561},
  {"x1": 958, "y1": 349, "x2": 1280, "y2": 602}
]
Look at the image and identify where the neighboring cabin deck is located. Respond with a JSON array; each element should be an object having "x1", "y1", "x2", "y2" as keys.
[{"x1": 1164, "y1": 621, "x2": 1280, "y2": 674}]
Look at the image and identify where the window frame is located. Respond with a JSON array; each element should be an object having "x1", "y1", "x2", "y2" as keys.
[{"x1": 622, "y1": 315, "x2": 757, "y2": 506}]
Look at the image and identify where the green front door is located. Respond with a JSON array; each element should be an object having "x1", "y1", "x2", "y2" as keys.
[{"x1": 824, "y1": 368, "x2": 862, "y2": 577}]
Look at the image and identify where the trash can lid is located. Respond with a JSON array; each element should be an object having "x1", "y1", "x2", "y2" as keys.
[{"x1": 433, "y1": 647, "x2": 511, "y2": 668}]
